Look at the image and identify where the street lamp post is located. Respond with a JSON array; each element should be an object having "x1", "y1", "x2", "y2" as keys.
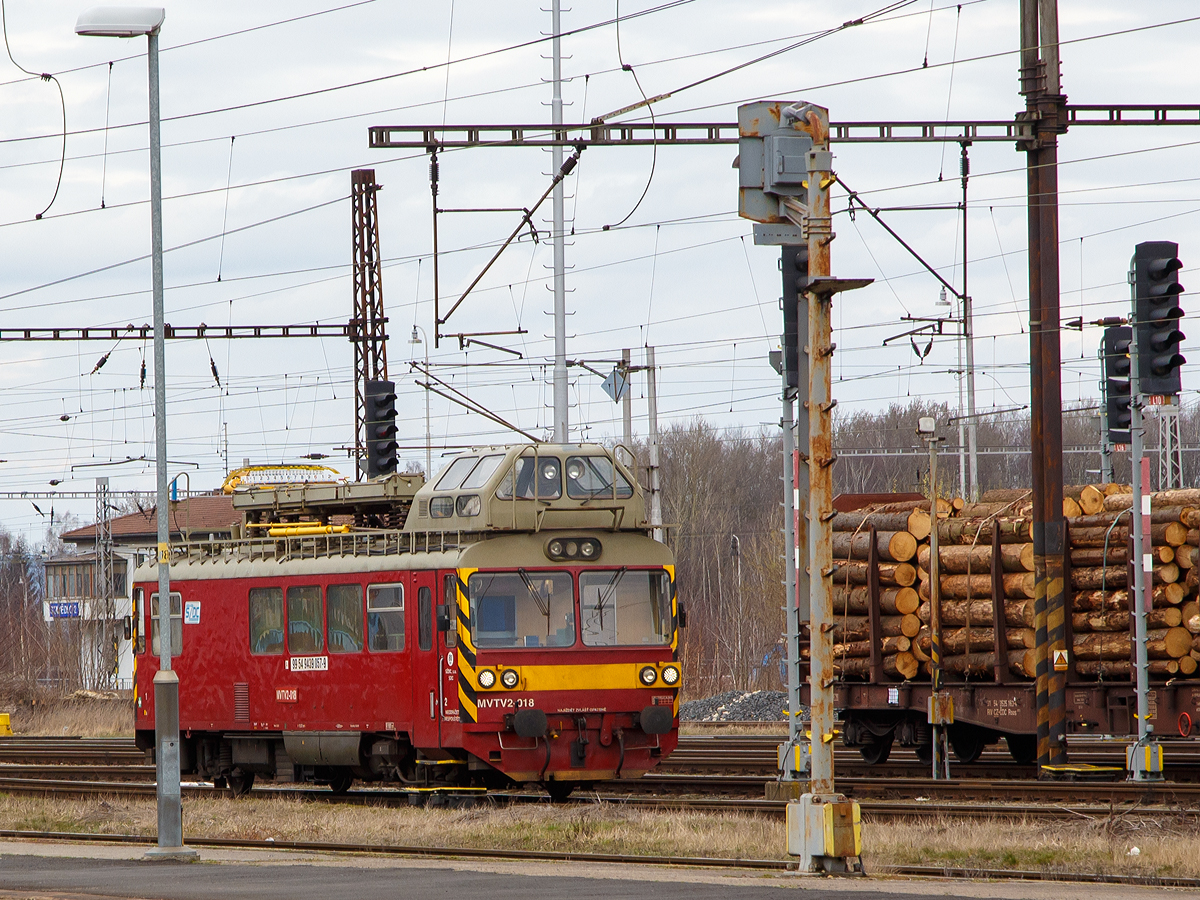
[
  {"x1": 410, "y1": 326, "x2": 431, "y2": 478},
  {"x1": 76, "y1": 6, "x2": 195, "y2": 861}
]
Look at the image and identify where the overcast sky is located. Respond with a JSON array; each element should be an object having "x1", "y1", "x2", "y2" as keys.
[{"x1": 1, "y1": 0, "x2": 1199, "y2": 543}]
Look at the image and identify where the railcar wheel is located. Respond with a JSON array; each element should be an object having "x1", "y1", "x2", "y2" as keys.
[
  {"x1": 913, "y1": 742, "x2": 932, "y2": 764},
  {"x1": 858, "y1": 733, "x2": 894, "y2": 765},
  {"x1": 546, "y1": 781, "x2": 575, "y2": 803},
  {"x1": 328, "y1": 771, "x2": 354, "y2": 795},
  {"x1": 227, "y1": 771, "x2": 255, "y2": 797},
  {"x1": 1005, "y1": 734, "x2": 1037, "y2": 765},
  {"x1": 949, "y1": 727, "x2": 985, "y2": 764}
]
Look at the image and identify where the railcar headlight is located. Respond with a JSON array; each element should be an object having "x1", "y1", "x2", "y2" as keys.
[
  {"x1": 501, "y1": 669, "x2": 520, "y2": 689},
  {"x1": 478, "y1": 669, "x2": 497, "y2": 689},
  {"x1": 544, "y1": 536, "x2": 602, "y2": 561},
  {"x1": 660, "y1": 665, "x2": 680, "y2": 686},
  {"x1": 639, "y1": 665, "x2": 659, "y2": 686}
]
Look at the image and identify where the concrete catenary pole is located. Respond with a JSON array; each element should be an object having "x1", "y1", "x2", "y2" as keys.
[{"x1": 550, "y1": 0, "x2": 568, "y2": 442}]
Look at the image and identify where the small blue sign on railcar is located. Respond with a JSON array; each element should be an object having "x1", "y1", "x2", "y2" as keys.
[{"x1": 49, "y1": 602, "x2": 80, "y2": 618}]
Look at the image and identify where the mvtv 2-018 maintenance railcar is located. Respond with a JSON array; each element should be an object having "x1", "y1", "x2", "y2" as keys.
[{"x1": 132, "y1": 444, "x2": 682, "y2": 799}]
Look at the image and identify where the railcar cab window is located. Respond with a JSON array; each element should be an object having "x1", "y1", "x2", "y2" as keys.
[
  {"x1": 150, "y1": 591, "x2": 182, "y2": 656},
  {"x1": 434, "y1": 456, "x2": 477, "y2": 490},
  {"x1": 580, "y1": 569, "x2": 673, "y2": 646},
  {"x1": 249, "y1": 587, "x2": 284, "y2": 655},
  {"x1": 367, "y1": 584, "x2": 404, "y2": 652},
  {"x1": 467, "y1": 570, "x2": 574, "y2": 648},
  {"x1": 326, "y1": 584, "x2": 363, "y2": 653},
  {"x1": 495, "y1": 457, "x2": 562, "y2": 500},
  {"x1": 461, "y1": 454, "x2": 504, "y2": 489},
  {"x1": 287, "y1": 585, "x2": 323, "y2": 654},
  {"x1": 565, "y1": 455, "x2": 634, "y2": 500}
]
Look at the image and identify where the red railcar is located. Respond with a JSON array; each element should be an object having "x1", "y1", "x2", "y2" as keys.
[{"x1": 133, "y1": 444, "x2": 681, "y2": 799}]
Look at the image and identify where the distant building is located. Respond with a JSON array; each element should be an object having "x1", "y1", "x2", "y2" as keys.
[{"x1": 47, "y1": 494, "x2": 238, "y2": 690}]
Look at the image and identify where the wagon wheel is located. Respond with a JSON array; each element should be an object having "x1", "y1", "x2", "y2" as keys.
[
  {"x1": 227, "y1": 770, "x2": 255, "y2": 797},
  {"x1": 858, "y1": 732, "x2": 894, "y2": 766},
  {"x1": 913, "y1": 742, "x2": 933, "y2": 764},
  {"x1": 949, "y1": 727, "x2": 985, "y2": 764},
  {"x1": 1005, "y1": 733, "x2": 1037, "y2": 765},
  {"x1": 546, "y1": 781, "x2": 575, "y2": 803},
  {"x1": 328, "y1": 771, "x2": 354, "y2": 795}
]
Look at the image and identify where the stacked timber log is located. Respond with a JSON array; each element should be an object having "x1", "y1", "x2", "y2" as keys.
[{"x1": 822, "y1": 483, "x2": 1200, "y2": 683}]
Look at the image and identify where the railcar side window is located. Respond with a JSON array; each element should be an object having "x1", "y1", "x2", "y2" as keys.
[
  {"x1": 367, "y1": 584, "x2": 404, "y2": 652},
  {"x1": 580, "y1": 569, "x2": 672, "y2": 647},
  {"x1": 249, "y1": 588, "x2": 284, "y2": 655},
  {"x1": 495, "y1": 457, "x2": 562, "y2": 500},
  {"x1": 418, "y1": 586, "x2": 433, "y2": 651},
  {"x1": 326, "y1": 584, "x2": 363, "y2": 653},
  {"x1": 150, "y1": 591, "x2": 183, "y2": 656},
  {"x1": 287, "y1": 585, "x2": 323, "y2": 654},
  {"x1": 467, "y1": 571, "x2": 574, "y2": 648}
]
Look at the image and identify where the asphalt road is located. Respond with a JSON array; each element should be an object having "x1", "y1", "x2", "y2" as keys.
[{"x1": 0, "y1": 844, "x2": 1188, "y2": 900}]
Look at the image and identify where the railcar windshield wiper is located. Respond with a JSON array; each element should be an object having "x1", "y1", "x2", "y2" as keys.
[
  {"x1": 517, "y1": 568, "x2": 550, "y2": 619},
  {"x1": 590, "y1": 566, "x2": 627, "y2": 629}
]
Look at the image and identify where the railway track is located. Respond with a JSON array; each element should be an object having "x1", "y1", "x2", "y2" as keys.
[{"x1": 5, "y1": 734, "x2": 1200, "y2": 812}]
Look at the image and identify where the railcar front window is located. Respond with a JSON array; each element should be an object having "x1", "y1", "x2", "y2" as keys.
[
  {"x1": 326, "y1": 584, "x2": 363, "y2": 653},
  {"x1": 249, "y1": 587, "x2": 284, "y2": 655},
  {"x1": 287, "y1": 585, "x2": 323, "y2": 654},
  {"x1": 467, "y1": 571, "x2": 574, "y2": 648},
  {"x1": 150, "y1": 591, "x2": 182, "y2": 656},
  {"x1": 495, "y1": 457, "x2": 562, "y2": 500},
  {"x1": 565, "y1": 455, "x2": 634, "y2": 499},
  {"x1": 580, "y1": 570, "x2": 672, "y2": 646}
]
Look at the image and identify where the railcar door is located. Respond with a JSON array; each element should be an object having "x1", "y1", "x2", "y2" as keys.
[
  {"x1": 410, "y1": 571, "x2": 440, "y2": 749},
  {"x1": 438, "y1": 571, "x2": 462, "y2": 745}
]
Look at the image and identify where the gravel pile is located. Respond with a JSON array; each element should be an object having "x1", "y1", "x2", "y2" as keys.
[{"x1": 680, "y1": 690, "x2": 805, "y2": 722}]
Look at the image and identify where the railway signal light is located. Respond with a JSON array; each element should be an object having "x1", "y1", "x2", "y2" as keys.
[
  {"x1": 1102, "y1": 326, "x2": 1132, "y2": 445},
  {"x1": 781, "y1": 244, "x2": 810, "y2": 389},
  {"x1": 365, "y1": 379, "x2": 398, "y2": 478},
  {"x1": 1132, "y1": 241, "x2": 1186, "y2": 397}
]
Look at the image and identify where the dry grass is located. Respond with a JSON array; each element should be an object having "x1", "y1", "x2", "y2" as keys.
[
  {"x1": 0, "y1": 794, "x2": 781, "y2": 860},
  {"x1": 866, "y1": 813, "x2": 1200, "y2": 879},
  {"x1": 1, "y1": 794, "x2": 1199, "y2": 879},
  {"x1": 3, "y1": 696, "x2": 133, "y2": 737}
]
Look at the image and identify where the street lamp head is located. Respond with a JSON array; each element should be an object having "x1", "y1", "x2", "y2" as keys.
[
  {"x1": 916, "y1": 416, "x2": 937, "y2": 436},
  {"x1": 75, "y1": 6, "x2": 164, "y2": 37},
  {"x1": 409, "y1": 326, "x2": 422, "y2": 345}
]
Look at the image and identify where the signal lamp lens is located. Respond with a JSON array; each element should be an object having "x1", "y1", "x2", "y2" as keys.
[
  {"x1": 639, "y1": 665, "x2": 658, "y2": 686},
  {"x1": 501, "y1": 669, "x2": 519, "y2": 689},
  {"x1": 660, "y1": 665, "x2": 680, "y2": 686},
  {"x1": 565, "y1": 541, "x2": 578, "y2": 557},
  {"x1": 580, "y1": 540, "x2": 597, "y2": 558},
  {"x1": 548, "y1": 539, "x2": 564, "y2": 558},
  {"x1": 566, "y1": 460, "x2": 585, "y2": 480},
  {"x1": 542, "y1": 464, "x2": 557, "y2": 480},
  {"x1": 478, "y1": 669, "x2": 496, "y2": 689}
]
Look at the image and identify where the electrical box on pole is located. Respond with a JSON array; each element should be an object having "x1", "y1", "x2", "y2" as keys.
[
  {"x1": 1131, "y1": 241, "x2": 1186, "y2": 398},
  {"x1": 365, "y1": 379, "x2": 398, "y2": 478},
  {"x1": 1101, "y1": 326, "x2": 1132, "y2": 446}
]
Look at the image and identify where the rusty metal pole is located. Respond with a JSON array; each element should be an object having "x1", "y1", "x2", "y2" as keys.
[
  {"x1": 1037, "y1": 0, "x2": 1069, "y2": 771},
  {"x1": 804, "y1": 105, "x2": 836, "y2": 797},
  {"x1": 1021, "y1": 0, "x2": 1068, "y2": 774}
]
